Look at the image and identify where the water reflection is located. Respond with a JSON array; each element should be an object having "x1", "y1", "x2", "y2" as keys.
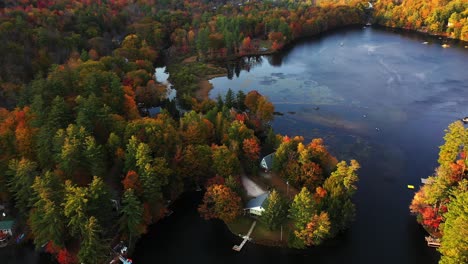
[{"x1": 225, "y1": 56, "x2": 264, "y2": 80}]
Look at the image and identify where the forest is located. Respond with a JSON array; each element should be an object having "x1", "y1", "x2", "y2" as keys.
[
  {"x1": 410, "y1": 121, "x2": 467, "y2": 264},
  {"x1": 374, "y1": 0, "x2": 468, "y2": 41},
  {"x1": 0, "y1": 0, "x2": 466, "y2": 263},
  {"x1": 0, "y1": 1, "x2": 367, "y2": 263}
]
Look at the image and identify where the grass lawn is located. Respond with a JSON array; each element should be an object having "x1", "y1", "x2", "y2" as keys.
[{"x1": 227, "y1": 215, "x2": 291, "y2": 247}]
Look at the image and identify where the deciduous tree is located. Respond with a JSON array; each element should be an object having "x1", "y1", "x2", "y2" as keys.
[
  {"x1": 198, "y1": 184, "x2": 241, "y2": 223},
  {"x1": 294, "y1": 211, "x2": 331, "y2": 246}
]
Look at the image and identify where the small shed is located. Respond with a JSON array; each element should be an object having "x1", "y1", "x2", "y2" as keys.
[
  {"x1": 244, "y1": 193, "x2": 269, "y2": 216},
  {"x1": 0, "y1": 220, "x2": 14, "y2": 236},
  {"x1": 260, "y1": 153, "x2": 275, "y2": 172}
]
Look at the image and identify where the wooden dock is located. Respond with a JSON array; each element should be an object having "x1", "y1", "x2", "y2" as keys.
[
  {"x1": 232, "y1": 221, "x2": 256, "y2": 252},
  {"x1": 425, "y1": 236, "x2": 441, "y2": 248}
]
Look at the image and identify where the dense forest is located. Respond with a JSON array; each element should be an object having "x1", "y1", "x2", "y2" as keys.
[
  {"x1": 0, "y1": 0, "x2": 366, "y2": 263},
  {"x1": 374, "y1": 0, "x2": 468, "y2": 41},
  {"x1": 410, "y1": 121, "x2": 467, "y2": 264},
  {"x1": 1, "y1": 0, "x2": 465, "y2": 263}
]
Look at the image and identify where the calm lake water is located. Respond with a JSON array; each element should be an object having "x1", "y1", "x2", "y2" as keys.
[
  {"x1": 2, "y1": 27, "x2": 467, "y2": 264},
  {"x1": 133, "y1": 27, "x2": 468, "y2": 264}
]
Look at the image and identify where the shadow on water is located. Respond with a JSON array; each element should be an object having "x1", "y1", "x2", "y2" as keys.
[{"x1": 0, "y1": 243, "x2": 54, "y2": 264}]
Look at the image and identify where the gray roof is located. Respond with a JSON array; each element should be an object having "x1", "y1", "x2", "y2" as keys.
[
  {"x1": 260, "y1": 153, "x2": 275, "y2": 169},
  {"x1": 245, "y1": 193, "x2": 269, "y2": 209},
  {"x1": 0, "y1": 220, "x2": 14, "y2": 230}
]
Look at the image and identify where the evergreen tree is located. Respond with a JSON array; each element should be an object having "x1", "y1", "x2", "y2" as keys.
[
  {"x1": 83, "y1": 136, "x2": 104, "y2": 177},
  {"x1": 78, "y1": 216, "x2": 107, "y2": 264},
  {"x1": 323, "y1": 160, "x2": 360, "y2": 235},
  {"x1": 7, "y1": 158, "x2": 38, "y2": 214},
  {"x1": 29, "y1": 171, "x2": 66, "y2": 248},
  {"x1": 235, "y1": 90, "x2": 246, "y2": 111},
  {"x1": 139, "y1": 157, "x2": 171, "y2": 203},
  {"x1": 125, "y1": 136, "x2": 140, "y2": 172},
  {"x1": 224, "y1": 88, "x2": 235, "y2": 109},
  {"x1": 289, "y1": 187, "x2": 316, "y2": 230},
  {"x1": 87, "y1": 176, "x2": 113, "y2": 228},
  {"x1": 261, "y1": 190, "x2": 288, "y2": 230},
  {"x1": 47, "y1": 96, "x2": 72, "y2": 130},
  {"x1": 120, "y1": 189, "x2": 145, "y2": 249},
  {"x1": 439, "y1": 180, "x2": 468, "y2": 264},
  {"x1": 63, "y1": 180, "x2": 89, "y2": 237}
]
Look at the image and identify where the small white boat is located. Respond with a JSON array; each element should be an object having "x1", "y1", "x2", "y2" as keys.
[
  {"x1": 366, "y1": 23, "x2": 372, "y2": 26},
  {"x1": 442, "y1": 44, "x2": 450, "y2": 48},
  {"x1": 462, "y1": 117, "x2": 468, "y2": 123},
  {"x1": 422, "y1": 41, "x2": 429, "y2": 45}
]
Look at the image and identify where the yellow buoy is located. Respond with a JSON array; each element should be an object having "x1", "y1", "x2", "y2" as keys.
[{"x1": 407, "y1": 185, "x2": 415, "y2": 189}]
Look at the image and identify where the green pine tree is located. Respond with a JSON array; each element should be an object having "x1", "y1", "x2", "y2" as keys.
[
  {"x1": 289, "y1": 187, "x2": 315, "y2": 230},
  {"x1": 261, "y1": 190, "x2": 288, "y2": 230},
  {"x1": 120, "y1": 189, "x2": 144, "y2": 249},
  {"x1": 7, "y1": 158, "x2": 38, "y2": 214}
]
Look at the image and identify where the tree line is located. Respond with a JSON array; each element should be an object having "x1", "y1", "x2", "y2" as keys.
[
  {"x1": 374, "y1": 0, "x2": 468, "y2": 41},
  {"x1": 410, "y1": 121, "x2": 467, "y2": 264}
]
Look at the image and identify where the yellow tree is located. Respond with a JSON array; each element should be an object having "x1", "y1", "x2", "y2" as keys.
[{"x1": 295, "y1": 212, "x2": 331, "y2": 246}]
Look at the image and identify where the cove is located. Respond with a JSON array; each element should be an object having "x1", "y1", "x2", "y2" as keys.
[{"x1": 133, "y1": 27, "x2": 468, "y2": 264}]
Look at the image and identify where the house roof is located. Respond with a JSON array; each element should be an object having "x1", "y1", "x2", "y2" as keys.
[
  {"x1": 245, "y1": 193, "x2": 269, "y2": 209},
  {"x1": 0, "y1": 220, "x2": 14, "y2": 230},
  {"x1": 260, "y1": 152, "x2": 275, "y2": 169}
]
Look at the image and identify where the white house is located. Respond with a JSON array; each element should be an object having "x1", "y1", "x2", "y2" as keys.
[
  {"x1": 244, "y1": 193, "x2": 269, "y2": 216},
  {"x1": 260, "y1": 153, "x2": 275, "y2": 172}
]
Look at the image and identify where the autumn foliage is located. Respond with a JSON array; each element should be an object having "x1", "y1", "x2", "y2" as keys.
[
  {"x1": 410, "y1": 121, "x2": 467, "y2": 262},
  {"x1": 0, "y1": 0, "x2": 368, "y2": 261},
  {"x1": 198, "y1": 184, "x2": 242, "y2": 223}
]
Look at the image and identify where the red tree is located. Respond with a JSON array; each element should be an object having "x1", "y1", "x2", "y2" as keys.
[{"x1": 243, "y1": 138, "x2": 260, "y2": 161}]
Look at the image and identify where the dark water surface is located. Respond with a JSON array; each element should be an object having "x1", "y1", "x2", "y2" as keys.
[
  {"x1": 134, "y1": 28, "x2": 468, "y2": 264},
  {"x1": 2, "y1": 27, "x2": 467, "y2": 264}
]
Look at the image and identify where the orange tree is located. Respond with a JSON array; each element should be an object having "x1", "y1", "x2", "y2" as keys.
[{"x1": 198, "y1": 184, "x2": 242, "y2": 223}]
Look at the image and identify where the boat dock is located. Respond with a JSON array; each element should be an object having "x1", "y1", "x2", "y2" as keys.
[
  {"x1": 425, "y1": 236, "x2": 441, "y2": 247},
  {"x1": 232, "y1": 221, "x2": 256, "y2": 252}
]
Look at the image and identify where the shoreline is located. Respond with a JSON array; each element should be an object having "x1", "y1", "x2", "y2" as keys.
[
  {"x1": 189, "y1": 23, "x2": 468, "y2": 102},
  {"x1": 372, "y1": 24, "x2": 468, "y2": 45},
  {"x1": 196, "y1": 73, "x2": 227, "y2": 100}
]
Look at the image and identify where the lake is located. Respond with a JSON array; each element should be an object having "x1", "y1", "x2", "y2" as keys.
[
  {"x1": 133, "y1": 27, "x2": 468, "y2": 264},
  {"x1": 2, "y1": 27, "x2": 467, "y2": 264}
]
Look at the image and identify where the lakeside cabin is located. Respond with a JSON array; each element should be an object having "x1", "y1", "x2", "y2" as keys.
[
  {"x1": 244, "y1": 193, "x2": 269, "y2": 216},
  {"x1": 260, "y1": 153, "x2": 275, "y2": 172}
]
